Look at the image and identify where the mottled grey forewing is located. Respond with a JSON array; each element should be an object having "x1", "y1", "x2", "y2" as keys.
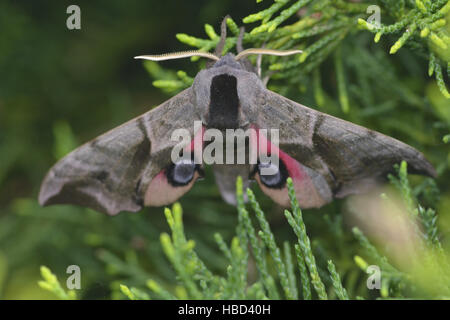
[
  {"x1": 39, "y1": 88, "x2": 198, "y2": 215},
  {"x1": 258, "y1": 90, "x2": 436, "y2": 198}
]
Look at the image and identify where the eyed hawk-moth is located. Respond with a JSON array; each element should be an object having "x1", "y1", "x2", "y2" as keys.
[{"x1": 38, "y1": 23, "x2": 436, "y2": 215}]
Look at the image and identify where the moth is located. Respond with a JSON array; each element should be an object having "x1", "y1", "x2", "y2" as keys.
[{"x1": 39, "y1": 21, "x2": 436, "y2": 215}]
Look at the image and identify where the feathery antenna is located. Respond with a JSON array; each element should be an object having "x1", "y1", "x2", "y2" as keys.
[
  {"x1": 134, "y1": 51, "x2": 219, "y2": 62},
  {"x1": 235, "y1": 49, "x2": 303, "y2": 61}
]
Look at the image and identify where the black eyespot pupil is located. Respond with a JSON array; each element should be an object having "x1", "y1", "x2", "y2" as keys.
[
  {"x1": 167, "y1": 159, "x2": 197, "y2": 186},
  {"x1": 258, "y1": 159, "x2": 287, "y2": 189}
]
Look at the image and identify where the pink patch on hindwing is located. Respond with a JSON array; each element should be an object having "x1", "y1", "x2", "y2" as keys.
[{"x1": 144, "y1": 126, "x2": 205, "y2": 206}]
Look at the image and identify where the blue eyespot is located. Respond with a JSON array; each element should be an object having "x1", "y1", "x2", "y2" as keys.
[
  {"x1": 167, "y1": 158, "x2": 202, "y2": 186},
  {"x1": 257, "y1": 159, "x2": 287, "y2": 189}
]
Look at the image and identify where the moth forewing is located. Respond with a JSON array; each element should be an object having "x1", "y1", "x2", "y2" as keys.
[{"x1": 39, "y1": 88, "x2": 201, "y2": 215}]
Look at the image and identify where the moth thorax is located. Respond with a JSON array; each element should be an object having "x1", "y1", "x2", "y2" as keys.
[{"x1": 207, "y1": 74, "x2": 239, "y2": 129}]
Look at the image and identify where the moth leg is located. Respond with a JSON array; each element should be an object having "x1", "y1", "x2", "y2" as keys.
[
  {"x1": 262, "y1": 70, "x2": 276, "y2": 86},
  {"x1": 214, "y1": 15, "x2": 230, "y2": 57},
  {"x1": 255, "y1": 42, "x2": 268, "y2": 78},
  {"x1": 253, "y1": 42, "x2": 272, "y2": 81},
  {"x1": 256, "y1": 49, "x2": 262, "y2": 78},
  {"x1": 236, "y1": 27, "x2": 245, "y2": 53},
  {"x1": 236, "y1": 27, "x2": 256, "y2": 73}
]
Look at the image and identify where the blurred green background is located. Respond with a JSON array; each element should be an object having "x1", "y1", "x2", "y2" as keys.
[{"x1": 0, "y1": 1, "x2": 449, "y2": 299}]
